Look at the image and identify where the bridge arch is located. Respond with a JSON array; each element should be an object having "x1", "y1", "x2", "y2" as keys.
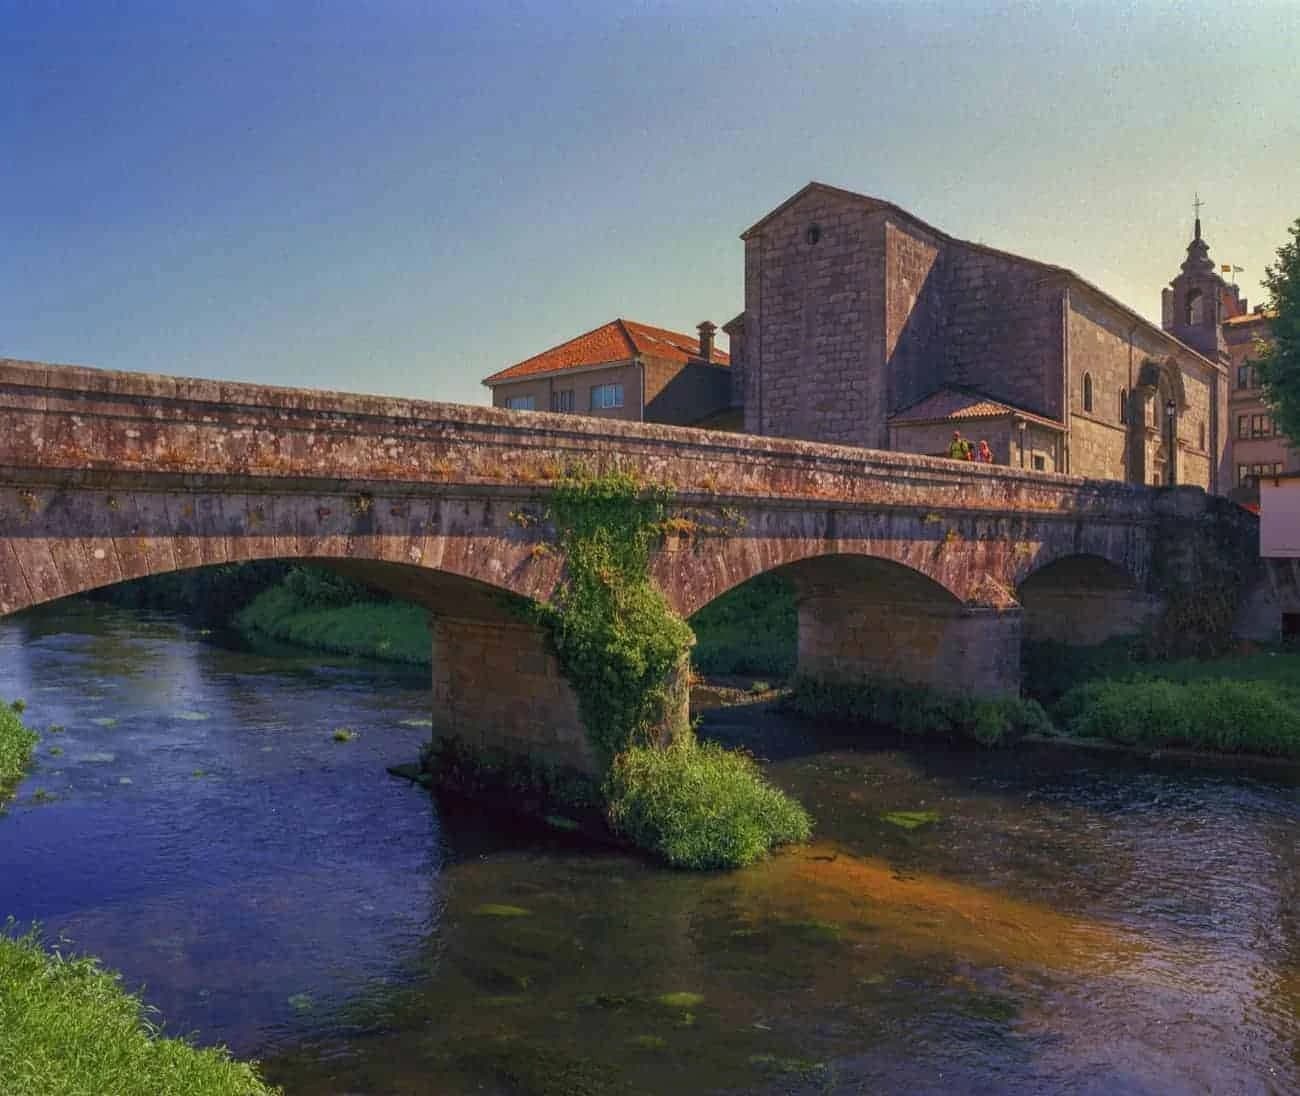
[
  {"x1": 1017, "y1": 553, "x2": 1155, "y2": 646},
  {"x1": 685, "y1": 550, "x2": 1016, "y2": 696}
]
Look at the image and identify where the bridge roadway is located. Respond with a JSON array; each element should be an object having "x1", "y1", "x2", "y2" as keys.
[{"x1": 0, "y1": 358, "x2": 1262, "y2": 774}]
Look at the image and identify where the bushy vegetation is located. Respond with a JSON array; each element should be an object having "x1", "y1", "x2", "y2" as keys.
[
  {"x1": 236, "y1": 571, "x2": 431, "y2": 665},
  {"x1": 0, "y1": 927, "x2": 280, "y2": 1096},
  {"x1": 689, "y1": 573, "x2": 797, "y2": 678},
  {"x1": 605, "y1": 742, "x2": 812, "y2": 869},
  {"x1": 784, "y1": 675, "x2": 1053, "y2": 747},
  {"x1": 91, "y1": 561, "x2": 290, "y2": 624},
  {"x1": 0, "y1": 700, "x2": 38, "y2": 795},
  {"x1": 1054, "y1": 657, "x2": 1300, "y2": 758},
  {"x1": 1021, "y1": 637, "x2": 1143, "y2": 708}
]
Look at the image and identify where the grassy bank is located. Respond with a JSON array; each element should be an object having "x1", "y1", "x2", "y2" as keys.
[
  {"x1": 0, "y1": 928, "x2": 279, "y2": 1096},
  {"x1": 1045, "y1": 647, "x2": 1300, "y2": 759},
  {"x1": 0, "y1": 701, "x2": 37, "y2": 800},
  {"x1": 235, "y1": 568, "x2": 431, "y2": 665},
  {"x1": 784, "y1": 675, "x2": 1052, "y2": 747}
]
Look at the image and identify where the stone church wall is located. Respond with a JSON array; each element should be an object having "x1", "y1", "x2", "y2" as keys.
[
  {"x1": 939, "y1": 243, "x2": 1065, "y2": 422},
  {"x1": 884, "y1": 218, "x2": 947, "y2": 417},
  {"x1": 742, "y1": 190, "x2": 887, "y2": 448}
]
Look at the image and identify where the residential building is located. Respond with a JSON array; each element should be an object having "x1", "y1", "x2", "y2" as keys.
[
  {"x1": 728, "y1": 182, "x2": 1227, "y2": 492},
  {"x1": 483, "y1": 318, "x2": 735, "y2": 428}
]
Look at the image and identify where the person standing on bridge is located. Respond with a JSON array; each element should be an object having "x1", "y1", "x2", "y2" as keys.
[
  {"x1": 976, "y1": 439, "x2": 994, "y2": 464},
  {"x1": 948, "y1": 430, "x2": 972, "y2": 461}
]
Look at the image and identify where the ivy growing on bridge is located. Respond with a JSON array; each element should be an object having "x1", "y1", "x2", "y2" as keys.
[
  {"x1": 534, "y1": 469, "x2": 694, "y2": 768},
  {"x1": 528, "y1": 468, "x2": 812, "y2": 868}
]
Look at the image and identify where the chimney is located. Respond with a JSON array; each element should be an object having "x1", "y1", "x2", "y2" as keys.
[{"x1": 696, "y1": 320, "x2": 717, "y2": 363}]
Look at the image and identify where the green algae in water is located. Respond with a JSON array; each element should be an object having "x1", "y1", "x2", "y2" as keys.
[
  {"x1": 630, "y1": 1034, "x2": 667, "y2": 1050},
  {"x1": 447, "y1": 1038, "x2": 620, "y2": 1096},
  {"x1": 544, "y1": 814, "x2": 581, "y2": 832},
  {"x1": 779, "y1": 919, "x2": 843, "y2": 944},
  {"x1": 175, "y1": 711, "x2": 210, "y2": 722},
  {"x1": 399, "y1": 718, "x2": 433, "y2": 728},
  {"x1": 881, "y1": 810, "x2": 942, "y2": 830},
  {"x1": 749, "y1": 1053, "x2": 828, "y2": 1079},
  {"x1": 472, "y1": 904, "x2": 531, "y2": 918},
  {"x1": 655, "y1": 991, "x2": 704, "y2": 1009},
  {"x1": 90, "y1": 717, "x2": 118, "y2": 728},
  {"x1": 331, "y1": 728, "x2": 357, "y2": 743},
  {"x1": 287, "y1": 993, "x2": 314, "y2": 1014},
  {"x1": 77, "y1": 752, "x2": 116, "y2": 764}
]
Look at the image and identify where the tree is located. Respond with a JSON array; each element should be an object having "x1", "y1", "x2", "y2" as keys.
[{"x1": 1257, "y1": 218, "x2": 1300, "y2": 445}]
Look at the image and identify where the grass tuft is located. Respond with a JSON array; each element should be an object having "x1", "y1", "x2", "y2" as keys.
[
  {"x1": 0, "y1": 926, "x2": 280, "y2": 1096},
  {"x1": 605, "y1": 742, "x2": 811, "y2": 869},
  {"x1": 0, "y1": 701, "x2": 38, "y2": 798}
]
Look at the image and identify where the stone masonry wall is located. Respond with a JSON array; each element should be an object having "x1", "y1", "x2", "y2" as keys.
[
  {"x1": 939, "y1": 243, "x2": 1065, "y2": 421},
  {"x1": 744, "y1": 190, "x2": 887, "y2": 447},
  {"x1": 430, "y1": 614, "x2": 598, "y2": 775},
  {"x1": 884, "y1": 218, "x2": 946, "y2": 416}
]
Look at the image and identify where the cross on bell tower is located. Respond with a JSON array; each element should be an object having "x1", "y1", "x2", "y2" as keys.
[{"x1": 1161, "y1": 192, "x2": 1228, "y2": 363}]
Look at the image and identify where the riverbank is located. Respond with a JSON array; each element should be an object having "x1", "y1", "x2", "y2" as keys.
[
  {"x1": 0, "y1": 700, "x2": 37, "y2": 802},
  {"x1": 0, "y1": 929, "x2": 280, "y2": 1096}
]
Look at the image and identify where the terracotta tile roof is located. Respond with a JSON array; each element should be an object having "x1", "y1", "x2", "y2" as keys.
[
  {"x1": 483, "y1": 319, "x2": 728, "y2": 385},
  {"x1": 889, "y1": 387, "x2": 1059, "y2": 427},
  {"x1": 1225, "y1": 311, "x2": 1276, "y2": 326}
]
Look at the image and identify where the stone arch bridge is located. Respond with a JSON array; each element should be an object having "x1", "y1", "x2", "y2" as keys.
[{"x1": 0, "y1": 359, "x2": 1262, "y2": 775}]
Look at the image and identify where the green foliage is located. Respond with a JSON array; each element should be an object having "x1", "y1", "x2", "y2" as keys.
[
  {"x1": 91, "y1": 561, "x2": 290, "y2": 623},
  {"x1": 1021, "y1": 638, "x2": 1143, "y2": 707},
  {"x1": 1057, "y1": 676, "x2": 1300, "y2": 757},
  {"x1": 0, "y1": 926, "x2": 280, "y2": 1096},
  {"x1": 784, "y1": 676, "x2": 1053, "y2": 747},
  {"x1": 0, "y1": 701, "x2": 38, "y2": 795},
  {"x1": 605, "y1": 742, "x2": 812, "y2": 869},
  {"x1": 281, "y1": 566, "x2": 378, "y2": 609},
  {"x1": 236, "y1": 584, "x2": 431, "y2": 665},
  {"x1": 535, "y1": 470, "x2": 695, "y2": 768},
  {"x1": 689, "y1": 573, "x2": 797, "y2": 678},
  {"x1": 1256, "y1": 217, "x2": 1300, "y2": 446}
]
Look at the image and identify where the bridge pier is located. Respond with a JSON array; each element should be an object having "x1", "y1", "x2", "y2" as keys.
[
  {"x1": 429, "y1": 614, "x2": 600, "y2": 776},
  {"x1": 796, "y1": 591, "x2": 1022, "y2": 697}
]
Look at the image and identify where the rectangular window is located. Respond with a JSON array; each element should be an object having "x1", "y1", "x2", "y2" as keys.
[
  {"x1": 590, "y1": 383, "x2": 624, "y2": 410},
  {"x1": 1249, "y1": 414, "x2": 1274, "y2": 438},
  {"x1": 1238, "y1": 463, "x2": 1251, "y2": 486},
  {"x1": 1237, "y1": 364, "x2": 1260, "y2": 390},
  {"x1": 1238, "y1": 414, "x2": 1249, "y2": 439},
  {"x1": 551, "y1": 388, "x2": 575, "y2": 413},
  {"x1": 1032, "y1": 454, "x2": 1046, "y2": 472},
  {"x1": 503, "y1": 395, "x2": 535, "y2": 411}
]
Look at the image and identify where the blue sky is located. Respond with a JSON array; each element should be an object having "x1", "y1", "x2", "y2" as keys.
[{"x1": 3, "y1": 0, "x2": 1297, "y2": 405}]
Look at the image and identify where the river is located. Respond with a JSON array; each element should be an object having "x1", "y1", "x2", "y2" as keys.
[{"x1": 0, "y1": 602, "x2": 1295, "y2": 1095}]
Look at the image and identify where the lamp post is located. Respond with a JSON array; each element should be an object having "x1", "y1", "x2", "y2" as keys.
[
  {"x1": 1015, "y1": 418, "x2": 1027, "y2": 469},
  {"x1": 1165, "y1": 397, "x2": 1177, "y2": 486}
]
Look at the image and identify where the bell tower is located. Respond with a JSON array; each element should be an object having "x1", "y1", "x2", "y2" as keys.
[{"x1": 1161, "y1": 195, "x2": 1229, "y2": 365}]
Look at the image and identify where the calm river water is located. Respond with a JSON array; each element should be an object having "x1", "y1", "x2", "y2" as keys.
[{"x1": 1, "y1": 602, "x2": 1296, "y2": 1095}]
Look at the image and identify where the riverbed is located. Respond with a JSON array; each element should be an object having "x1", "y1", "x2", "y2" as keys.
[{"x1": 1, "y1": 602, "x2": 1296, "y2": 1094}]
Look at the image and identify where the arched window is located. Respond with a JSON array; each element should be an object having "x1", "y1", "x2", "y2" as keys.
[
  {"x1": 1082, "y1": 372, "x2": 1093, "y2": 413},
  {"x1": 1119, "y1": 388, "x2": 1128, "y2": 424},
  {"x1": 1185, "y1": 288, "x2": 1204, "y2": 325}
]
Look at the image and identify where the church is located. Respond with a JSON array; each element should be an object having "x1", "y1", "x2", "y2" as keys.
[{"x1": 725, "y1": 182, "x2": 1229, "y2": 493}]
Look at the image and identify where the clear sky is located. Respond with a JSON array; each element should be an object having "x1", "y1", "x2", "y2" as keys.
[{"x1": 3, "y1": 0, "x2": 1297, "y2": 406}]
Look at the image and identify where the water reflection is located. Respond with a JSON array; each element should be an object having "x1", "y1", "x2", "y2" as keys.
[{"x1": 0, "y1": 601, "x2": 1295, "y2": 1094}]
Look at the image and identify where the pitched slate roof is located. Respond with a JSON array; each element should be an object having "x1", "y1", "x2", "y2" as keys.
[
  {"x1": 483, "y1": 319, "x2": 729, "y2": 386},
  {"x1": 888, "y1": 387, "x2": 1061, "y2": 428}
]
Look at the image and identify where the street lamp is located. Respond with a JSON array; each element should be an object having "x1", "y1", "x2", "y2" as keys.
[
  {"x1": 1016, "y1": 418, "x2": 1027, "y2": 469},
  {"x1": 1165, "y1": 397, "x2": 1177, "y2": 486}
]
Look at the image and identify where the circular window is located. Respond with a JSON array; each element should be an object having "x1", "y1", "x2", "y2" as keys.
[{"x1": 806, "y1": 224, "x2": 822, "y2": 245}]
